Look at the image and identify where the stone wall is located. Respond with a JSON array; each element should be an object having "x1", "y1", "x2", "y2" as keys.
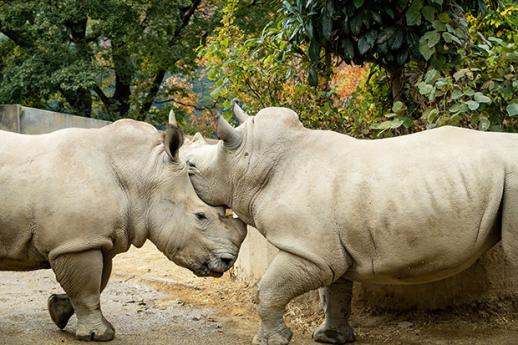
[{"x1": 0, "y1": 104, "x2": 110, "y2": 134}]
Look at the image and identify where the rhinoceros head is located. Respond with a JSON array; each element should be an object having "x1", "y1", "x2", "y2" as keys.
[
  {"x1": 183, "y1": 101, "x2": 302, "y2": 224},
  {"x1": 149, "y1": 115, "x2": 247, "y2": 277}
]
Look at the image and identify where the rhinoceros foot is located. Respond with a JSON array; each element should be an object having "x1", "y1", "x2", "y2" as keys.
[
  {"x1": 312, "y1": 323, "x2": 355, "y2": 344},
  {"x1": 48, "y1": 294, "x2": 75, "y2": 329},
  {"x1": 252, "y1": 325, "x2": 292, "y2": 345},
  {"x1": 76, "y1": 316, "x2": 115, "y2": 342}
]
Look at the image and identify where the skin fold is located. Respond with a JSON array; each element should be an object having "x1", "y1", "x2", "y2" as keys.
[
  {"x1": 0, "y1": 119, "x2": 246, "y2": 341},
  {"x1": 183, "y1": 103, "x2": 518, "y2": 345}
]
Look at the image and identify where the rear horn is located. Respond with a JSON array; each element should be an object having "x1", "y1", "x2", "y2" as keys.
[
  {"x1": 232, "y1": 99, "x2": 250, "y2": 125},
  {"x1": 216, "y1": 112, "x2": 241, "y2": 148}
]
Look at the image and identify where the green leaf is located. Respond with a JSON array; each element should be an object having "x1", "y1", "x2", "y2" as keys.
[
  {"x1": 390, "y1": 30, "x2": 404, "y2": 50},
  {"x1": 308, "y1": 66, "x2": 318, "y2": 86},
  {"x1": 431, "y1": 0, "x2": 443, "y2": 4},
  {"x1": 424, "y1": 69, "x2": 440, "y2": 84},
  {"x1": 465, "y1": 100, "x2": 480, "y2": 111},
  {"x1": 479, "y1": 116, "x2": 490, "y2": 131},
  {"x1": 474, "y1": 92, "x2": 490, "y2": 103},
  {"x1": 322, "y1": 13, "x2": 333, "y2": 40},
  {"x1": 507, "y1": 103, "x2": 518, "y2": 116},
  {"x1": 419, "y1": 38, "x2": 435, "y2": 60},
  {"x1": 442, "y1": 32, "x2": 462, "y2": 45},
  {"x1": 371, "y1": 119, "x2": 405, "y2": 130},
  {"x1": 453, "y1": 69, "x2": 467, "y2": 81},
  {"x1": 406, "y1": 0, "x2": 424, "y2": 26},
  {"x1": 449, "y1": 103, "x2": 468, "y2": 113},
  {"x1": 421, "y1": 6, "x2": 437, "y2": 22},
  {"x1": 377, "y1": 27, "x2": 395, "y2": 44},
  {"x1": 343, "y1": 38, "x2": 355, "y2": 59},
  {"x1": 358, "y1": 31, "x2": 376, "y2": 54},
  {"x1": 423, "y1": 31, "x2": 441, "y2": 48},
  {"x1": 392, "y1": 101, "x2": 406, "y2": 114},
  {"x1": 308, "y1": 40, "x2": 320, "y2": 62},
  {"x1": 463, "y1": 88, "x2": 475, "y2": 96},
  {"x1": 425, "y1": 108, "x2": 439, "y2": 123},
  {"x1": 432, "y1": 20, "x2": 446, "y2": 31},
  {"x1": 438, "y1": 12, "x2": 451, "y2": 23},
  {"x1": 353, "y1": 0, "x2": 364, "y2": 8},
  {"x1": 350, "y1": 15, "x2": 363, "y2": 35},
  {"x1": 451, "y1": 89, "x2": 463, "y2": 100},
  {"x1": 418, "y1": 81, "x2": 434, "y2": 95}
]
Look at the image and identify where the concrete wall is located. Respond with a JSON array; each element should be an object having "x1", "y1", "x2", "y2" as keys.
[
  {"x1": 0, "y1": 104, "x2": 110, "y2": 134},
  {"x1": 235, "y1": 225, "x2": 518, "y2": 311}
]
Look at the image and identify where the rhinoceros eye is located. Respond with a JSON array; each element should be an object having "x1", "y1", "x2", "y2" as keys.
[{"x1": 195, "y1": 212, "x2": 207, "y2": 221}]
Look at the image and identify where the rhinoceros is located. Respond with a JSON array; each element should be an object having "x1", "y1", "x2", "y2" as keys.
[
  {"x1": 0, "y1": 117, "x2": 246, "y2": 341},
  {"x1": 183, "y1": 101, "x2": 518, "y2": 345}
]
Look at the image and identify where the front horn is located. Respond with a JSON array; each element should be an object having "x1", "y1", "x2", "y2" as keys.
[
  {"x1": 216, "y1": 112, "x2": 241, "y2": 148},
  {"x1": 232, "y1": 99, "x2": 250, "y2": 124}
]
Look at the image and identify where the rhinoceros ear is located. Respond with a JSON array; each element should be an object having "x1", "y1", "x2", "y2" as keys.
[
  {"x1": 232, "y1": 99, "x2": 250, "y2": 125},
  {"x1": 216, "y1": 113, "x2": 241, "y2": 148},
  {"x1": 164, "y1": 125, "x2": 184, "y2": 161}
]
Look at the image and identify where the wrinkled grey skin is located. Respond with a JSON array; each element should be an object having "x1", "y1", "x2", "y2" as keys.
[
  {"x1": 184, "y1": 103, "x2": 518, "y2": 345},
  {"x1": 0, "y1": 119, "x2": 246, "y2": 341}
]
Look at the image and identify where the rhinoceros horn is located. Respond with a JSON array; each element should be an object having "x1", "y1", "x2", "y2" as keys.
[
  {"x1": 216, "y1": 112, "x2": 241, "y2": 148},
  {"x1": 168, "y1": 109, "x2": 177, "y2": 126},
  {"x1": 232, "y1": 99, "x2": 249, "y2": 124},
  {"x1": 192, "y1": 132, "x2": 207, "y2": 144}
]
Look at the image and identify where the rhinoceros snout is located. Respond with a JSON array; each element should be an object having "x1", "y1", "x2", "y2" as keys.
[{"x1": 216, "y1": 253, "x2": 236, "y2": 271}]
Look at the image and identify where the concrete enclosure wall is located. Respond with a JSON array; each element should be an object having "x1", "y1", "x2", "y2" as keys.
[{"x1": 0, "y1": 104, "x2": 110, "y2": 134}]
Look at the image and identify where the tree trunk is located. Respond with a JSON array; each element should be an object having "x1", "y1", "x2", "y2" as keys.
[
  {"x1": 138, "y1": 69, "x2": 166, "y2": 119},
  {"x1": 390, "y1": 67, "x2": 403, "y2": 101}
]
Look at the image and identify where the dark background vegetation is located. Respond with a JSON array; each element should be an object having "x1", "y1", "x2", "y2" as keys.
[{"x1": 0, "y1": 0, "x2": 516, "y2": 138}]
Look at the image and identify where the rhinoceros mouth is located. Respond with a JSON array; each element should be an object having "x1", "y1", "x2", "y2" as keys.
[{"x1": 193, "y1": 261, "x2": 224, "y2": 278}]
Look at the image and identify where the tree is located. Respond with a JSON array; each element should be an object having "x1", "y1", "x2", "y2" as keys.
[
  {"x1": 0, "y1": 0, "x2": 220, "y2": 119},
  {"x1": 281, "y1": 0, "x2": 502, "y2": 99}
]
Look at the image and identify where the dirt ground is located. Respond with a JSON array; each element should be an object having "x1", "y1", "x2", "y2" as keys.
[{"x1": 2, "y1": 243, "x2": 518, "y2": 345}]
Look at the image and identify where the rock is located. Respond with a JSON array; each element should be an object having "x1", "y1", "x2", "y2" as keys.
[{"x1": 397, "y1": 321, "x2": 413, "y2": 329}]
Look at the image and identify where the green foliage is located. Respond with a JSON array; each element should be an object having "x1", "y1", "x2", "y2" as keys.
[
  {"x1": 0, "y1": 0, "x2": 220, "y2": 119},
  {"x1": 281, "y1": 0, "x2": 499, "y2": 89},
  {"x1": 416, "y1": 32, "x2": 517, "y2": 131},
  {"x1": 200, "y1": 0, "x2": 379, "y2": 135}
]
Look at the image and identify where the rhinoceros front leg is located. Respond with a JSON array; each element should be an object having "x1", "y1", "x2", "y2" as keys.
[
  {"x1": 253, "y1": 251, "x2": 331, "y2": 345},
  {"x1": 48, "y1": 254, "x2": 113, "y2": 331},
  {"x1": 51, "y1": 250, "x2": 114, "y2": 341},
  {"x1": 313, "y1": 277, "x2": 355, "y2": 344}
]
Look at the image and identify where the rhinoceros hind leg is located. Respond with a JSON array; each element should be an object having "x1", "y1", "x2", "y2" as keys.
[
  {"x1": 313, "y1": 277, "x2": 355, "y2": 344},
  {"x1": 253, "y1": 251, "x2": 334, "y2": 345},
  {"x1": 51, "y1": 250, "x2": 115, "y2": 341},
  {"x1": 48, "y1": 294, "x2": 75, "y2": 329}
]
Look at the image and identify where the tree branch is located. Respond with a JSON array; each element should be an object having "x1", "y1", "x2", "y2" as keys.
[
  {"x1": 94, "y1": 86, "x2": 111, "y2": 109},
  {"x1": 138, "y1": 0, "x2": 202, "y2": 117}
]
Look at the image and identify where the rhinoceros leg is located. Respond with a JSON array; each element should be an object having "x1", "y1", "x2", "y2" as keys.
[
  {"x1": 48, "y1": 294, "x2": 75, "y2": 329},
  {"x1": 313, "y1": 277, "x2": 355, "y2": 344},
  {"x1": 48, "y1": 254, "x2": 113, "y2": 331},
  {"x1": 51, "y1": 250, "x2": 114, "y2": 341},
  {"x1": 252, "y1": 251, "x2": 331, "y2": 345},
  {"x1": 502, "y1": 176, "x2": 518, "y2": 266}
]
